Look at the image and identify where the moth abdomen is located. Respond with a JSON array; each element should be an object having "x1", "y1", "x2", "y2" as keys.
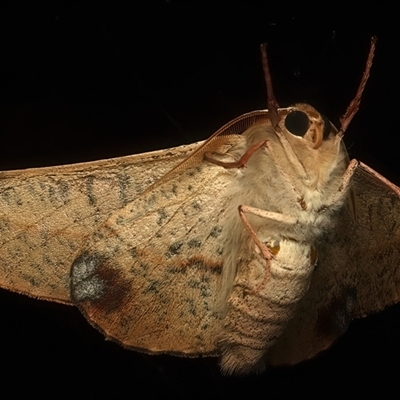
[{"x1": 219, "y1": 239, "x2": 316, "y2": 375}]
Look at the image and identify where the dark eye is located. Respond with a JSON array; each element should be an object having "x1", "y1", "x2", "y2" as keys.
[
  {"x1": 322, "y1": 114, "x2": 332, "y2": 139},
  {"x1": 284, "y1": 111, "x2": 309, "y2": 136}
]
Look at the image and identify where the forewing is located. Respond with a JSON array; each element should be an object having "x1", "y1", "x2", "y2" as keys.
[
  {"x1": 0, "y1": 111, "x2": 271, "y2": 305},
  {"x1": 70, "y1": 160, "x2": 236, "y2": 355},
  {"x1": 266, "y1": 163, "x2": 400, "y2": 365},
  {"x1": 0, "y1": 143, "x2": 199, "y2": 303}
]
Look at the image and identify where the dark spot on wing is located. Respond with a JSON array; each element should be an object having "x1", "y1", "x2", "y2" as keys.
[
  {"x1": 115, "y1": 215, "x2": 126, "y2": 225},
  {"x1": 58, "y1": 180, "x2": 70, "y2": 203},
  {"x1": 22, "y1": 273, "x2": 40, "y2": 288},
  {"x1": 316, "y1": 287, "x2": 357, "y2": 338},
  {"x1": 92, "y1": 230, "x2": 105, "y2": 241},
  {"x1": 188, "y1": 239, "x2": 202, "y2": 248},
  {"x1": 186, "y1": 298, "x2": 196, "y2": 316},
  {"x1": 157, "y1": 208, "x2": 168, "y2": 225},
  {"x1": 130, "y1": 247, "x2": 138, "y2": 258},
  {"x1": 191, "y1": 201, "x2": 201, "y2": 211},
  {"x1": 85, "y1": 176, "x2": 96, "y2": 206},
  {"x1": 142, "y1": 279, "x2": 161, "y2": 294},
  {"x1": 145, "y1": 194, "x2": 156, "y2": 208},
  {"x1": 209, "y1": 226, "x2": 223, "y2": 238},
  {"x1": 1, "y1": 187, "x2": 23, "y2": 206},
  {"x1": 118, "y1": 173, "x2": 131, "y2": 206},
  {"x1": 187, "y1": 276, "x2": 213, "y2": 299},
  {"x1": 47, "y1": 186, "x2": 58, "y2": 205},
  {"x1": 167, "y1": 256, "x2": 222, "y2": 275},
  {"x1": 136, "y1": 262, "x2": 149, "y2": 277},
  {"x1": 165, "y1": 241, "x2": 184, "y2": 258},
  {"x1": 71, "y1": 251, "x2": 130, "y2": 315}
]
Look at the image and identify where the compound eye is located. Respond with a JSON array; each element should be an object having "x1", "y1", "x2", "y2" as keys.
[{"x1": 284, "y1": 110, "x2": 310, "y2": 137}]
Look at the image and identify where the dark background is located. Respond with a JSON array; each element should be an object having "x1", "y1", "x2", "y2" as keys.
[{"x1": 1, "y1": 1, "x2": 399, "y2": 398}]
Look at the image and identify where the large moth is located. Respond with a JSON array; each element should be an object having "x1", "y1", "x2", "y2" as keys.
[{"x1": 0, "y1": 37, "x2": 399, "y2": 376}]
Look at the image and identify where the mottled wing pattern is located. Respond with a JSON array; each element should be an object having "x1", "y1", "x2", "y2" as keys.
[
  {"x1": 350, "y1": 165, "x2": 400, "y2": 315},
  {"x1": 266, "y1": 163, "x2": 400, "y2": 365},
  {"x1": 0, "y1": 143, "x2": 200, "y2": 303},
  {"x1": 70, "y1": 160, "x2": 237, "y2": 355}
]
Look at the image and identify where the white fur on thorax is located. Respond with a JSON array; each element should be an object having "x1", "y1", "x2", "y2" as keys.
[{"x1": 218, "y1": 120, "x2": 348, "y2": 312}]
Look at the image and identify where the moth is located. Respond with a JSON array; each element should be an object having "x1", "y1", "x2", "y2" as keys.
[{"x1": 0, "y1": 38, "x2": 399, "y2": 375}]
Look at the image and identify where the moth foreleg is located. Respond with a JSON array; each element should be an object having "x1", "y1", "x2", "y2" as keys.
[
  {"x1": 239, "y1": 204, "x2": 297, "y2": 227},
  {"x1": 205, "y1": 140, "x2": 268, "y2": 168},
  {"x1": 238, "y1": 205, "x2": 299, "y2": 293},
  {"x1": 319, "y1": 159, "x2": 359, "y2": 212},
  {"x1": 239, "y1": 204, "x2": 297, "y2": 260}
]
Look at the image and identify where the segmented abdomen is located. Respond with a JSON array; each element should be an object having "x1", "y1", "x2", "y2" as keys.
[{"x1": 220, "y1": 239, "x2": 316, "y2": 375}]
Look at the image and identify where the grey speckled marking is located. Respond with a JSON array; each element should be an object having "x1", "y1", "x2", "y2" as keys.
[
  {"x1": 157, "y1": 208, "x2": 168, "y2": 226},
  {"x1": 165, "y1": 241, "x2": 184, "y2": 258},
  {"x1": 191, "y1": 201, "x2": 201, "y2": 211},
  {"x1": 71, "y1": 252, "x2": 105, "y2": 301},
  {"x1": 58, "y1": 180, "x2": 70, "y2": 203},
  {"x1": 166, "y1": 257, "x2": 222, "y2": 275},
  {"x1": 71, "y1": 251, "x2": 132, "y2": 314},
  {"x1": 142, "y1": 279, "x2": 161, "y2": 294},
  {"x1": 209, "y1": 226, "x2": 223, "y2": 238},
  {"x1": 118, "y1": 173, "x2": 131, "y2": 206},
  {"x1": 85, "y1": 176, "x2": 96, "y2": 206},
  {"x1": 47, "y1": 185, "x2": 57, "y2": 205},
  {"x1": 1, "y1": 187, "x2": 22, "y2": 206},
  {"x1": 130, "y1": 247, "x2": 138, "y2": 258},
  {"x1": 188, "y1": 239, "x2": 202, "y2": 248},
  {"x1": 73, "y1": 276, "x2": 105, "y2": 302}
]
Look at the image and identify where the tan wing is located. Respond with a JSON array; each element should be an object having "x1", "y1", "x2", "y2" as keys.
[
  {"x1": 0, "y1": 110, "x2": 273, "y2": 306},
  {"x1": 69, "y1": 156, "x2": 239, "y2": 355},
  {"x1": 266, "y1": 163, "x2": 400, "y2": 365},
  {"x1": 0, "y1": 143, "x2": 200, "y2": 304}
]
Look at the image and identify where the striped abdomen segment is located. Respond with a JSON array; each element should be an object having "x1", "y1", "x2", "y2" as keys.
[{"x1": 220, "y1": 239, "x2": 316, "y2": 375}]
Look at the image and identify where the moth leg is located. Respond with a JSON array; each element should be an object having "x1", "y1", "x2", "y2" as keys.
[
  {"x1": 321, "y1": 158, "x2": 400, "y2": 212},
  {"x1": 239, "y1": 204, "x2": 297, "y2": 261},
  {"x1": 205, "y1": 140, "x2": 268, "y2": 168},
  {"x1": 320, "y1": 160, "x2": 400, "y2": 214},
  {"x1": 238, "y1": 204, "x2": 298, "y2": 291},
  {"x1": 319, "y1": 159, "x2": 359, "y2": 212}
]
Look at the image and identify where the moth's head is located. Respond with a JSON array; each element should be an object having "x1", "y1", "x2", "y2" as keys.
[
  {"x1": 261, "y1": 38, "x2": 375, "y2": 154},
  {"x1": 278, "y1": 103, "x2": 338, "y2": 150}
]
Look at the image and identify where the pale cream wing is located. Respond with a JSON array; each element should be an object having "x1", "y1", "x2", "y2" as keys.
[
  {"x1": 267, "y1": 163, "x2": 400, "y2": 365},
  {"x1": 70, "y1": 159, "x2": 238, "y2": 355},
  {"x1": 0, "y1": 143, "x2": 200, "y2": 304}
]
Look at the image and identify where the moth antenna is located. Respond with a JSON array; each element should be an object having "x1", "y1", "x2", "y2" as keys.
[
  {"x1": 339, "y1": 36, "x2": 377, "y2": 135},
  {"x1": 260, "y1": 43, "x2": 280, "y2": 129}
]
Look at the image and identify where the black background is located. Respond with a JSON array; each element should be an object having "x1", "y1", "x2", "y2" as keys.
[{"x1": 1, "y1": 1, "x2": 399, "y2": 398}]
